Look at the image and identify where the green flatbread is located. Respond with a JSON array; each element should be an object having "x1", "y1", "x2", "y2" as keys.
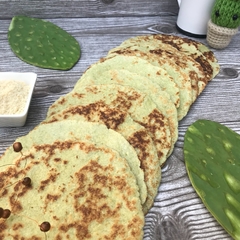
[
  {"x1": 47, "y1": 84, "x2": 172, "y2": 167},
  {"x1": 0, "y1": 124, "x2": 144, "y2": 239},
  {"x1": 107, "y1": 47, "x2": 192, "y2": 120},
  {"x1": 78, "y1": 68, "x2": 178, "y2": 155},
  {"x1": 152, "y1": 34, "x2": 220, "y2": 79},
  {"x1": 116, "y1": 34, "x2": 219, "y2": 98},
  {"x1": 74, "y1": 54, "x2": 180, "y2": 109},
  {"x1": 45, "y1": 103, "x2": 160, "y2": 214},
  {"x1": 34, "y1": 120, "x2": 147, "y2": 204}
]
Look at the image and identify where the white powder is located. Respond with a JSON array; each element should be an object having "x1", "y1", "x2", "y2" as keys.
[{"x1": 0, "y1": 80, "x2": 31, "y2": 115}]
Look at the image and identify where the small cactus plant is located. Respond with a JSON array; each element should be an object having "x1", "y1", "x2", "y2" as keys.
[
  {"x1": 211, "y1": 0, "x2": 240, "y2": 28},
  {"x1": 207, "y1": 0, "x2": 240, "y2": 49},
  {"x1": 8, "y1": 16, "x2": 81, "y2": 70},
  {"x1": 184, "y1": 119, "x2": 240, "y2": 239}
]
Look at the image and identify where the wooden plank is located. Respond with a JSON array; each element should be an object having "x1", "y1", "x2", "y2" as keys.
[
  {"x1": 0, "y1": 0, "x2": 179, "y2": 19},
  {"x1": 0, "y1": 13, "x2": 239, "y2": 239}
]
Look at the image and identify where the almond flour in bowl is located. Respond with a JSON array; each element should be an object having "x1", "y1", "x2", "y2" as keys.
[
  {"x1": 0, "y1": 72, "x2": 37, "y2": 127},
  {"x1": 0, "y1": 80, "x2": 30, "y2": 115}
]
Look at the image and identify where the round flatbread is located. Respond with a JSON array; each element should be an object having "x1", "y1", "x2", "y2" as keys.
[
  {"x1": 78, "y1": 68, "x2": 178, "y2": 154},
  {"x1": 28, "y1": 120, "x2": 147, "y2": 204},
  {"x1": 116, "y1": 34, "x2": 220, "y2": 97},
  {"x1": 151, "y1": 34, "x2": 220, "y2": 79},
  {"x1": 0, "y1": 134, "x2": 144, "y2": 239},
  {"x1": 107, "y1": 47, "x2": 192, "y2": 120},
  {"x1": 74, "y1": 54, "x2": 180, "y2": 109},
  {"x1": 45, "y1": 103, "x2": 160, "y2": 214},
  {"x1": 47, "y1": 84, "x2": 172, "y2": 167}
]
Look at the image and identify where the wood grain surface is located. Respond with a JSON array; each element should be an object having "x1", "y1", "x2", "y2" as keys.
[
  {"x1": 0, "y1": 1, "x2": 239, "y2": 239},
  {"x1": 0, "y1": 0, "x2": 178, "y2": 18}
]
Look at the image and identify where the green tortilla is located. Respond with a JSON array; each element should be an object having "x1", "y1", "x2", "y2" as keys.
[
  {"x1": 0, "y1": 125, "x2": 144, "y2": 239},
  {"x1": 47, "y1": 84, "x2": 172, "y2": 167},
  {"x1": 78, "y1": 68, "x2": 178, "y2": 155}
]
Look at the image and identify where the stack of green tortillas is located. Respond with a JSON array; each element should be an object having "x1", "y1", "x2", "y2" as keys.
[{"x1": 1, "y1": 32, "x2": 220, "y2": 239}]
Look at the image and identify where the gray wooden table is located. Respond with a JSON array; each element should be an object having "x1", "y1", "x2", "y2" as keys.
[{"x1": 0, "y1": 1, "x2": 239, "y2": 239}]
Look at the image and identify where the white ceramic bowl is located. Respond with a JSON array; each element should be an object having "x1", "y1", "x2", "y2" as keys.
[{"x1": 0, "y1": 72, "x2": 37, "y2": 127}]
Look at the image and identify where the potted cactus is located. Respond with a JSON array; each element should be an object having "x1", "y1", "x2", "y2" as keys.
[{"x1": 207, "y1": 0, "x2": 240, "y2": 49}]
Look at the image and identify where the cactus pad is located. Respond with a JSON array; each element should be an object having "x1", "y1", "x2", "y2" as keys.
[
  {"x1": 184, "y1": 119, "x2": 240, "y2": 239},
  {"x1": 8, "y1": 16, "x2": 81, "y2": 70}
]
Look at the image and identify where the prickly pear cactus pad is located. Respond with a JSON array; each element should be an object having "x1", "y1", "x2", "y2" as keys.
[
  {"x1": 184, "y1": 119, "x2": 240, "y2": 239},
  {"x1": 8, "y1": 16, "x2": 81, "y2": 70}
]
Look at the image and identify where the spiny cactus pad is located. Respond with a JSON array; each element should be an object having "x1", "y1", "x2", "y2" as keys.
[
  {"x1": 184, "y1": 119, "x2": 240, "y2": 239},
  {"x1": 8, "y1": 16, "x2": 81, "y2": 70}
]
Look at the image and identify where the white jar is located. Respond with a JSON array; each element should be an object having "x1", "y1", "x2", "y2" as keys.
[{"x1": 176, "y1": 0, "x2": 216, "y2": 37}]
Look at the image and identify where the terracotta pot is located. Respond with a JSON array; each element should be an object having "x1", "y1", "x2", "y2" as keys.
[{"x1": 207, "y1": 19, "x2": 239, "y2": 49}]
